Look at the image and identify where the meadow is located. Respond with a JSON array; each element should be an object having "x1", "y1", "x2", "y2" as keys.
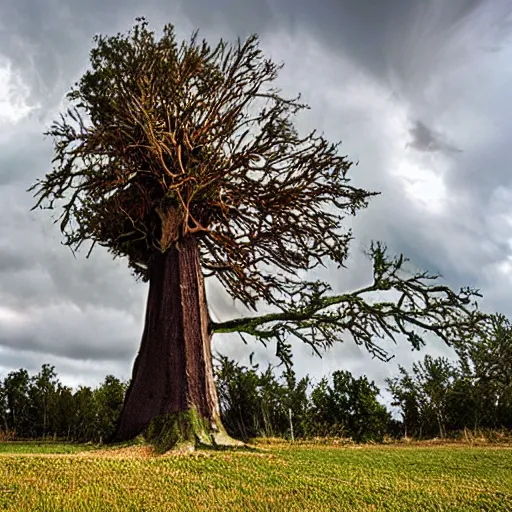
[{"x1": 0, "y1": 440, "x2": 510, "y2": 511}]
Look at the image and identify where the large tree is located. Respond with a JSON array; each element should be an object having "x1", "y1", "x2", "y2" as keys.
[{"x1": 31, "y1": 19, "x2": 485, "y2": 448}]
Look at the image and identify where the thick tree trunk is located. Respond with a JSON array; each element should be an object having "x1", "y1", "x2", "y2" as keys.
[{"x1": 114, "y1": 237, "x2": 234, "y2": 448}]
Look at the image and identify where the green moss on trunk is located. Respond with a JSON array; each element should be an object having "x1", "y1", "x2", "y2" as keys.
[{"x1": 144, "y1": 408, "x2": 243, "y2": 453}]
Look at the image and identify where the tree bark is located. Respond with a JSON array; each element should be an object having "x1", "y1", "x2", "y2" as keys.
[{"x1": 114, "y1": 236, "x2": 228, "y2": 446}]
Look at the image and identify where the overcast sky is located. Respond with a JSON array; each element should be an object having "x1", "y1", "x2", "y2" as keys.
[{"x1": 1, "y1": 0, "x2": 512, "y2": 394}]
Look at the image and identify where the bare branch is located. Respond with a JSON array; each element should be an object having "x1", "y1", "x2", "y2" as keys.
[{"x1": 211, "y1": 243, "x2": 487, "y2": 362}]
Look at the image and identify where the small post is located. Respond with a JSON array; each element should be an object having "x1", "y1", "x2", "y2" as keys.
[{"x1": 288, "y1": 407, "x2": 294, "y2": 442}]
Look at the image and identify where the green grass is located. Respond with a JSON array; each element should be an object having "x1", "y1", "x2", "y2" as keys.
[
  {"x1": 0, "y1": 441, "x2": 510, "y2": 511},
  {"x1": 0, "y1": 442, "x2": 96, "y2": 454}
]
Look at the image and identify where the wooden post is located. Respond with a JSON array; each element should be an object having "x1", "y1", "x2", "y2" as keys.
[{"x1": 288, "y1": 408, "x2": 294, "y2": 442}]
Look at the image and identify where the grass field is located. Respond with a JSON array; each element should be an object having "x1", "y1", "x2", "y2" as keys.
[{"x1": 0, "y1": 440, "x2": 510, "y2": 511}]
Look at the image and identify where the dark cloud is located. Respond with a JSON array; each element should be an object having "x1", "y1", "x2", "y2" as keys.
[
  {"x1": 2, "y1": 0, "x2": 509, "y2": 108},
  {"x1": 178, "y1": 0, "x2": 512, "y2": 90},
  {"x1": 0, "y1": 0, "x2": 191, "y2": 115},
  {"x1": 407, "y1": 121, "x2": 462, "y2": 153}
]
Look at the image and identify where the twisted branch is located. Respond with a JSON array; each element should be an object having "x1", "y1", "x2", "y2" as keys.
[{"x1": 211, "y1": 243, "x2": 486, "y2": 364}]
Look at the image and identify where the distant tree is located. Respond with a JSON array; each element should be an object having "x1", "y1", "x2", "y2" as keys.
[
  {"x1": 412, "y1": 356, "x2": 454, "y2": 438},
  {"x1": 52, "y1": 383, "x2": 76, "y2": 440},
  {"x1": 215, "y1": 355, "x2": 262, "y2": 440},
  {"x1": 30, "y1": 18, "x2": 485, "y2": 447},
  {"x1": 310, "y1": 370, "x2": 390, "y2": 442},
  {"x1": 94, "y1": 375, "x2": 127, "y2": 442},
  {"x1": 257, "y1": 365, "x2": 290, "y2": 438},
  {"x1": 387, "y1": 357, "x2": 455, "y2": 439},
  {"x1": 215, "y1": 355, "x2": 310, "y2": 440},
  {"x1": 72, "y1": 386, "x2": 97, "y2": 441},
  {"x1": 309, "y1": 378, "x2": 336, "y2": 436},
  {"x1": 280, "y1": 365, "x2": 310, "y2": 439},
  {"x1": 0, "y1": 381, "x2": 8, "y2": 434},
  {"x1": 29, "y1": 364, "x2": 59, "y2": 438},
  {"x1": 3, "y1": 369, "x2": 31, "y2": 437},
  {"x1": 386, "y1": 369, "x2": 422, "y2": 438},
  {"x1": 455, "y1": 313, "x2": 512, "y2": 429},
  {"x1": 444, "y1": 374, "x2": 479, "y2": 432},
  {"x1": 347, "y1": 374, "x2": 391, "y2": 442}
]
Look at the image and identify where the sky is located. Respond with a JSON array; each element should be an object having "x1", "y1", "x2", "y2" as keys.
[{"x1": 1, "y1": 0, "x2": 512, "y2": 394}]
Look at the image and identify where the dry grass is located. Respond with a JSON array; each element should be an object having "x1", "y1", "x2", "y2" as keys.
[
  {"x1": 0, "y1": 440, "x2": 510, "y2": 511},
  {"x1": 78, "y1": 445, "x2": 156, "y2": 459}
]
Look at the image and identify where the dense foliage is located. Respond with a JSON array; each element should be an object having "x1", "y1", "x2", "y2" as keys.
[
  {"x1": 0, "y1": 367, "x2": 126, "y2": 442},
  {"x1": 30, "y1": 18, "x2": 373, "y2": 309},
  {"x1": 387, "y1": 313, "x2": 512, "y2": 438}
]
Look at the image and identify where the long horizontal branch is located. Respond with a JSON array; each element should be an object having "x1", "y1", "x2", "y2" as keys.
[
  {"x1": 211, "y1": 286, "x2": 374, "y2": 335},
  {"x1": 210, "y1": 243, "x2": 486, "y2": 362}
]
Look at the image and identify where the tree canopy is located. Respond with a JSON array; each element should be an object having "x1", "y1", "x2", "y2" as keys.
[{"x1": 30, "y1": 18, "x2": 372, "y2": 310}]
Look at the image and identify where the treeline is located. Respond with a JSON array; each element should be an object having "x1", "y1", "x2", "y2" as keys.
[
  {"x1": 1, "y1": 313, "x2": 511, "y2": 443},
  {"x1": 216, "y1": 355, "x2": 392, "y2": 442},
  {"x1": 0, "y1": 365, "x2": 126, "y2": 442},
  {"x1": 0, "y1": 358, "x2": 392, "y2": 443},
  {"x1": 387, "y1": 313, "x2": 512, "y2": 439}
]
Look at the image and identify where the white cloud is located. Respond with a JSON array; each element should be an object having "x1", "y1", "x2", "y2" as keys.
[
  {"x1": 0, "y1": 57, "x2": 39, "y2": 125},
  {"x1": 0, "y1": 306, "x2": 25, "y2": 326},
  {"x1": 391, "y1": 151, "x2": 449, "y2": 215},
  {"x1": 260, "y1": 28, "x2": 451, "y2": 216}
]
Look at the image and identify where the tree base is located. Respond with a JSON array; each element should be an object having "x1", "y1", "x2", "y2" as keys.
[{"x1": 143, "y1": 408, "x2": 244, "y2": 453}]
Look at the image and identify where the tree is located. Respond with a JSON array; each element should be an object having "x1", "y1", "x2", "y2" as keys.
[
  {"x1": 309, "y1": 371, "x2": 390, "y2": 442},
  {"x1": 386, "y1": 368, "x2": 422, "y2": 438},
  {"x1": 94, "y1": 375, "x2": 128, "y2": 442},
  {"x1": 71, "y1": 386, "x2": 98, "y2": 442},
  {"x1": 52, "y1": 383, "x2": 76, "y2": 440},
  {"x1": 444, "y1": 373, "x2": 478, "y2": 432},
  {"x1": 215, "y1": 355, "x2": 309, "y2": 440},
  {"x1": 0, "y1": 381, "x2": 8, "y2": 435},
  {"x1": 454, "y1": 313, "x2": 512, "y2": 429},
  {"x1": 411, "y1": 356, "x2": 455, "y2": 438},
  {"x1": 388, "y1": 356, "x2": 460, "y2": 438},
  {"x1": 30, "y1": 18, "x2": 485, "y2": 448},
  {"x1": 29, "y1": 364, "x2": 59, "y2": 438},
  {"x1": 280, "y1": 365, "x2": 311, "y2": 439},
  {"x1": 3, "y1": 369, "x2": 31, "y2": 437},
  {"x1": 215, "y1": 355, "x2": 263, "y2": 440}
]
